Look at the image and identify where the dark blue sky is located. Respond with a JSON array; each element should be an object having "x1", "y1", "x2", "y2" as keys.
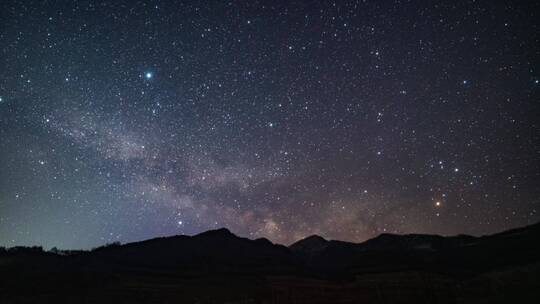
[{"x1": 0, "y1": 0, "x2": 539, "y2": 249}]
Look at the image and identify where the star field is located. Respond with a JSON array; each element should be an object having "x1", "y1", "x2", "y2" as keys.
[{"x1": 0, "y1": 1, "x2": 539, "y2": 249}]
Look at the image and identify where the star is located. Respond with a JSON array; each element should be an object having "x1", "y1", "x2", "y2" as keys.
[{"x1": 0, "y1": 0, "x2": 537, "y2": 251}]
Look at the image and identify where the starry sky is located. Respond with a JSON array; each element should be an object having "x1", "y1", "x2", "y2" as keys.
[{"x1": 1, "y1": 1, "x2": 539, "y2": 249}]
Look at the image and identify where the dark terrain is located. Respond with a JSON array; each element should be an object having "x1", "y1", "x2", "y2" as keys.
[{"x1": 1, "y1": 223, "x2": 539, "y2": 303}]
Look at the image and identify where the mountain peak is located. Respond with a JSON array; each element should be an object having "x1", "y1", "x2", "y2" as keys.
[
  {"x1": 195, "y1": 227, "x2": 235, "y2": 238},
  {"x1": 303, "y1": 234, "x2": 327, "y2": 242},
  {"x1": 289, "y1": 235, "x2": 328, "y2": 253}
]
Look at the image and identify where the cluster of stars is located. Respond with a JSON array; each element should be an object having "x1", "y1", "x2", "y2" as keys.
[{"x1": 0, "y1": 0, "x2": 538, "y2": 249}]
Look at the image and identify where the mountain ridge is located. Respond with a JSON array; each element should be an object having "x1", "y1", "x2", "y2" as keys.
[{"x1": 2, "y1": 222, "x2": 539, "y2": 303}]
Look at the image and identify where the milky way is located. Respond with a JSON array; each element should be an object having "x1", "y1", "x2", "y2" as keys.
[{"x1": 1, "y1": 1, "x2": 539, "y2": 249}]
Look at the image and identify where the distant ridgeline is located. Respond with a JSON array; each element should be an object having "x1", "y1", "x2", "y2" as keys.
[{"x1": 1, "y1": 223, "x2": 539, "y2": 303}]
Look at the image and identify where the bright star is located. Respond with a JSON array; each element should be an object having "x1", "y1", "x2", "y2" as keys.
[{"x1": 145, "y1": 72, "x2": 153, "y2": 79}]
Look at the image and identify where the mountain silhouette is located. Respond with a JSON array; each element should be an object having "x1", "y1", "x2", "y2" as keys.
[
  {"x1": 290, "y1": 234, "x2": 329, "y2": 253},
  {"x1": 289, "y1": 223, "x2": 540, "y2": 278},
  {"x1": 82, "y1": 227, "x2": 298, "y2": 275},
  {"x1": 1, "y1": 223, "x2": 539, "y2": 303}
]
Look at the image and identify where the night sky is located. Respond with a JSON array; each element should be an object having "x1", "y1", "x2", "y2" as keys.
[{"x1": 1, "y1": 1, "x2": 539, "y2": 249}]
